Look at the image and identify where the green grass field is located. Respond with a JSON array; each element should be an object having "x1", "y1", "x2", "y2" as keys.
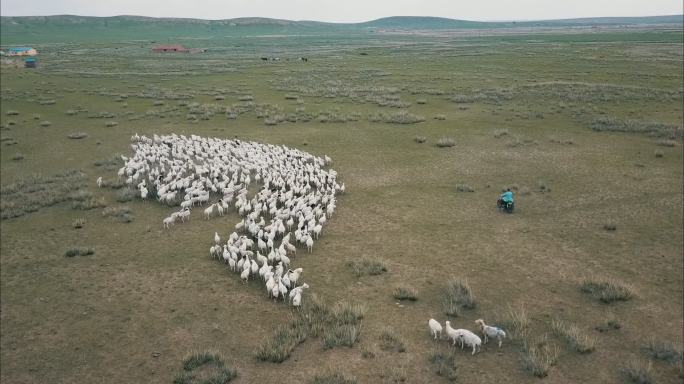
[{"x1": 1, "y1": 22, "x2": 683, "y2": 384}]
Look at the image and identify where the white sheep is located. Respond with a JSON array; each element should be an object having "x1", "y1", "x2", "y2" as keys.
[
  {"x1": 453, "y1": 328, "x2": 482, "y2": 355},
  {"x1": 475, "y1": 319, "x2": 506, "y2": 348},
  {"x1": 428, "y1": 319, "x2": 443, "y2": 340},
  {"x1": 162, "y1": 216, "x2": 175, "y2": 229}
]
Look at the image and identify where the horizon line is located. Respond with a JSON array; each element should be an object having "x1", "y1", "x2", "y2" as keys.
[{"x1": 1, "y1": 13, "x2": 682, "y2": 24}]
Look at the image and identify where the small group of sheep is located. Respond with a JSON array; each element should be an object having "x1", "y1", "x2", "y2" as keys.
[{"x1": 428, "y1": 318, "x2": 506, "y2": 355}]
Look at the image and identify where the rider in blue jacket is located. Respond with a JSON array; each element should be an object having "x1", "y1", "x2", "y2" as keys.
[{"x1": 501, "y1": 189, "x2": 513, "y2": 204}]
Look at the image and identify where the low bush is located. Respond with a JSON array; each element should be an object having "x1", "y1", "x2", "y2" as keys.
[
  {"x1": 378, "y1": 326, "x2": 406, "y2": 352},
  {"x1": 428, "y1": 349, "x2": 458, "y2": 381},
  {"x1": 455, "y1": 184, "x2": 474, "y2": 192},
  {"x1": 347, "y1": 258, "x2": 387, "y2": 276},
  {"x1": 436, "y1": 137, "x2": 456, "y2": 147},
  {"x1": 65, "y1": 247, "x2": 94, "y2": 257},
  {"x1": 441, "y1": 278, "x2": 475, "y2": 316},
  {"x1": 551, "y1": 319, "x2": 596, "y2": 353},
  {"x1": 68, "y1": 132, "x2": 88, "y2": 139},
  {"x1": 308, "y1": 372, "x2": 357, "y2": 384},
  {"x1": 580, "y1": 275, "x2": 634, "y2": 303},
  {"x1": 174, "y1": 350, "x2": 237, "y2": 384},
  {"x1": 642, "y1": 338, "x2": 683, "y2": 364},
  {"x1": 521, "y1": 334, "x2": 559, "y2": 378},
  {"x1": 392, "y1": 286, "x2": 418, "y2": 301},
  {"x1": 620, "y1": 360, "x2": 653, "y2": 384}
]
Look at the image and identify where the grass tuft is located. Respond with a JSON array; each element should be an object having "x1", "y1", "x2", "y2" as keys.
[
  {"x1": 392, "y1": 286, "x2": 418, "y2": 301},
  {"x1": 498, "y1": 304, "x2": 529, "y2": 342},
  {"x1": 642, "y1": 338, "x2": 683, "y2": 364},
  {"x1": 378, "y1": 326, "x2": 406, "y2": 352},
  {"x1": 455, "y1": 183, "x2": 474, "y2": 192},
  {"x1": 521, "y1": 334, "x2": 559, "y2": 378},
  {"x1": 414, "y1": 135, "x2": 427, "y2": 143},
  {"x1": 580, "y1": 275, "x2": 634, "y2": 303},
  {"x1": 176, "y1": 350, "x2": 237, "y2": 384},
  {"x1": 441, "y1": 278, "x2": 475, "y2": 316},
  {"x1": 347, "y1": 258, "x2": 387, "y2": 276},
  {"x1": 308, "y1": 372, "x2": 357, "y2": 384},
  {"x1": 67, "y1": 132, "x2": 88, "y2": 139},
  {"x1": 436, "y1": 137, "x2": 456, "y2": 147},
  {"x1": 620, "y1": 360, "x2": 653, "y2": 384},
  {"x1": 65, "y1": 247, "x2": 94, "y2": 257},
  {"x1": 603, "y1": 219, "x2": 617, "y2": 231},
  {"x1": 428, "y1": 349, "x2": 458, "y2": 381},
  {"x1": 551, "y1": 318, "x2": 596, "y2": 353}
]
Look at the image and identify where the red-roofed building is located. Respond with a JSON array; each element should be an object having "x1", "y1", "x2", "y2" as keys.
[{"x1": 152, "y1": 44, "x2": 189, "y2": 53}]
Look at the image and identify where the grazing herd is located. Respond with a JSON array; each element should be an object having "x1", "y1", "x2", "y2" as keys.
[
  {"x1": 428, "y1": 318, "x2": 506, "y2": 355},
  {"x1": 113, "y1": 133, "x2": 345, "y2": 306}
]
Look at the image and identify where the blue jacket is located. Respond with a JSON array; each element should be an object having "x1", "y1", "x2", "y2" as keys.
[{"x1": 501, "y1": 191, "x2": 513, "y2": 203}]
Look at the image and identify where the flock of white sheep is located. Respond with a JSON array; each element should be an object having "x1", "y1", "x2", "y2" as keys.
[
  {"x1": 428, "y1": 318, "x2": 507, "y2": 355},
  {"x1": 112, "y1": 133, "x2": 345, "y2": 307}
]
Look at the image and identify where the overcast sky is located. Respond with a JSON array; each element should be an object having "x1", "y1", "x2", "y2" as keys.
[{"x1": 1, "y1": 0, "x2": 682, "y2": 22}]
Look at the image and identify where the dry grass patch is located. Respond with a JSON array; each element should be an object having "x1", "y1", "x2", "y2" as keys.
[
  {"x1": 67, "y1": 132, "x2": 88, "y2": 139},
  {"x1": 428, "y1": 349, "x2": 458, "y2": 382},
  {"x1": 392, "y1": 286, "x2": 418, "y2": 301},
  {"x1": 174, "y1": 350, "x2": 237, "y2": 384},
  {"x1": 436, "y1": 137, "x2": 456, "y2": 147},
  {"x1": 65, "y1": 247, "x2": 94, "y2": 257},
  {"x1": 580, "y1": 275, "x2": 634, "y2": 303},
  {"x1": 378, "y1": 326, "x2": 407, "y2": 352},
  {"x1": 551, "y1": 319, "x2": 596, "y2": 353},
  {"x1": 620, "y1": 360, "x2": 653, "y2": 384},
  {"x1": 521, "y1": 334, "x2": 559, "y2": 378},
  {"x1": 102, "y1": 206, "x2": 134, "y2": 223},
  {"x1": 347, "y1": 258, "x2": 387, "y2": 277},
  {"x1": 642, "y1": 338, "x2": 683, "y2": 364},
  {"x1": 308, "y1": 372, "x2": 357, "y2": 384},
  {"x1": 498, "y1": 304, "x2": 530, "y2": 342},
  {"x1": 441, "y1": 278, "x2": 475, "y2": 317},
  {"x1": 0, "y1": 170, "x2": 86, "y2": 219}
]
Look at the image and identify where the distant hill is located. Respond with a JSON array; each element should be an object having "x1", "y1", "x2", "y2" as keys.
[{"x1": 1, "y1": 14, "x2": 681, "y2": 44}]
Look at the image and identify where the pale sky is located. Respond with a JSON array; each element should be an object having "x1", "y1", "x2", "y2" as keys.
[{"x1": 1, "y1": 0, "x2": 682, "y2": 23}]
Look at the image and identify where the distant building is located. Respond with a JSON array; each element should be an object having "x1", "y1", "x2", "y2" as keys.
[
  {"x1": 8, "y1": 47, "x2": 37, "y2": 56},
  {"x1": 152, "y1": 44, "x2": 189, "y2": 53}
]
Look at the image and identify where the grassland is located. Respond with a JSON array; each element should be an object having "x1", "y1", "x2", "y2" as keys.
[{"x1": 1, "y1": 21, "x2": 683, "y2": 384}]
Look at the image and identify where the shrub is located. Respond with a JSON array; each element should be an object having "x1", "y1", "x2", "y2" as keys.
[
  {"x1": 378, "y1": 327, "x2": 406, "y2": 352},
  {"x1": 656, "y1": 139, "x2": 677, "y2": 147},
  {"x1": 416, "y1": 98, "x2": 427, "y2": 104},
  {"x1": 414, "y1": 136, "x2": 427, "y2": 143},
  {"x1": 494, "y1": 128, "x2": 509, "y2": 138},
  {"x1": 591, "y1": 117, "x2": 683, "y2": 138},
  {"x1": 603, "y1": 219, "x2": 617, "y2": 231},
  {"x1": 580, "y1": 275, "x2": 634, "y2": 303},
  {"x1": 522, "y1": 335, "x2": 559, "y2": 378},
  {"x1": 368, "y1": 111, "x2": 425, "y2": 124},
  {"x1": 65, "y1": 109, "x2": 77, "y2": 116},
  {"x1": 642, "y1": 338, "x2": 683, "y2": 364},
  {"x1": 6, "y1": 110, "x2": 19, "y2": 116},
  {"x1": 498, "y1": 304, "x2": 529, "y2": 342},
  {"x1": 436, "y1": 137, "x2": 456, "y2": 147},
  {"x1": 11, "y1": 153, "x2": 24, "y2": 161},
  {"x1": 347, "y1": 258, "x2": 387, "y2": 276},
  {"x1": 428, "y1": 349, "x2": 458, "y2": 381},
  {"x1": 153, "y1": 100, "x2": 164, "y2": 106},
  {"x1": 68, "y1": 132, "x2": 88, "y2": 139},
  {"x1": 32, "y1": 113, "x2": 41, "y2": 120},
  {"x1": 361, "y1": 346, "x2": 376, "y2": 359},
  {"x1": 105, "y1": 121, "x2": 118, "y2": 127},
  {"x1": 65, "y1": 247, "x2": 94, "y2": 257},
  {"x1": 551, "y1": 319, "x2": 596, "y2": 353},
  {"x1": 1, "y1": 170, "x2": 86, "y2": 220},
  {"x1": 72, "y1": 218, "x2": 86, "y2": 229},
  {"x1": 654, "y1": 149, "x2": 664, "y2": 158},
  {"x1": 620, "y1": 360, "x2": 653, "y2": 384},
  {"x1": 595, "y1": 314, "x2": 622, "y2": 332},
  {"x1": 40, "y1": 121, "x2": 52, "y2": 127},
  {"x1": 308, "y1": 372, "x2": 357, "y2": 384},
  {"x1": 392, "y1": 286, "x2": 418, "y2": 301},
  {"x1": 176, "y1": 350, "x2": 237, "y2": 384},
  {"x1": 455, "y1": 184, "x2": 474, "y2": 192},
  {"x1": 441, "y1": 278, "x2": 475, "y2": 316},
  {"x1": 102, "y1": 206, "x2": 134, "y2": 223},
  {"x1": 238, "y1": 95, "x2": 254, "y2": 101},
  {"x1": 434, "y1": 114, "x2": 446, "y2": 120},
  {"x1": 116, "y1": 187, "x2": 138, "y2": 203}
]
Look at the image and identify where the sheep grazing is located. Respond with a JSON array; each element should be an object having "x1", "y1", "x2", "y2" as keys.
[
  {"x1": 428, "y1": 319, "x2": 443, "y2": 340},
  {"x1": 117, "y1": 133, "x2": 346, "y2": 303},
  {"x1": 475, "y1": 319, "x2": 506, "y2": 348},
  {"x1": 444, "y1": 321, "x2": 460, "y2": 346},
  {"x1": 457, "y1": 330, "x2": 482, "y2": 355}
]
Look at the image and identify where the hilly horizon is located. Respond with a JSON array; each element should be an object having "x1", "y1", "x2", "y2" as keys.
[{"x1": 1, "y1": 14, "x2": 682, "y2": 44}]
